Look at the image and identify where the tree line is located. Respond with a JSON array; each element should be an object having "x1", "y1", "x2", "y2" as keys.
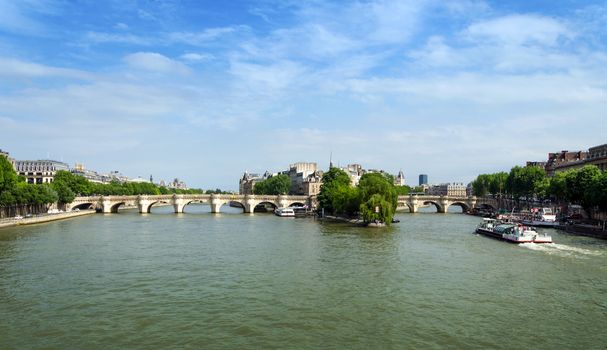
[
  {"x1": 472, "y1": 164, "x2": 607, "y2": 212},
  {"x1": 0, "y1": 156, "x2": 220, "y2": 209}
]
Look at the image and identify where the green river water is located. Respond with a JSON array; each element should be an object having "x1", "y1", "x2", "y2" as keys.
[{"x1": 1, "y1": 204, "x2": 606, "y2": 349}]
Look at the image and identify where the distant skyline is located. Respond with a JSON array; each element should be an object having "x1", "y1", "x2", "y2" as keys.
[{"x1": 1, "y1": 0, "x2": 606, "y2": 191}]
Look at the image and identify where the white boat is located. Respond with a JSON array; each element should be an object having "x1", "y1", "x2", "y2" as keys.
[
  {"x1": 274, "y1": 207, "x2": 295, "y2": 217},
  {"x1": 476, "y1": 218, "x2": 552, "y2": 243},
  {"x1": 520, "y1": 207, "x2": 558, "y2": 227}
]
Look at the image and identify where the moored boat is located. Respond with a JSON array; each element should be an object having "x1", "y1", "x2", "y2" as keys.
[
  {"x1": 520, "y1": 207, "x2": 558, "y2": 227},
  {"x1": 274, "y1": 207, "x2": 295, "y2": 217},
  {"x1": 476, "y1": 218, "x2": 552, "y2": 243}
]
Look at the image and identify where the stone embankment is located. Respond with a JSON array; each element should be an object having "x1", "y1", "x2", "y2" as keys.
[{"x1": 0, "y1": 210, "x2": 95, "y2": 229}]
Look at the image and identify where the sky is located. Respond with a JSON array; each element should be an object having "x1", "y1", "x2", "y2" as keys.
[{"x1": 0, "y1": 0, "x2": 606, "y2": 190}]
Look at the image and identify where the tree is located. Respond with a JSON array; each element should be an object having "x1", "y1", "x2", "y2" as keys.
[
  {"x1": 317, "y1": 167, "x2": 352, "y2": 214},
  {"x1": 394, "y1": 185, "x2": 411, "y2": 195},
  {"x1": 488, "y1": 172, "x2": 508, "y2": 196},
  {"x1": 360, "y1": 193, "x2": 393, "y2": 224},
  {"x1": 357, "y1": 172, "x2": 398, "y2": 225},
  {"x1": 548, "y1": 171, "x2": 568, "y2": 201},
  {"x1": 53, "y1": 182, "x2": 76, "y2": 204},
  {"x1": 507, "y1": 166, "x2": 546, "y2": 199},
  {"x1": 0, "y1": 156, "x2": 18, "y2": 193},
  {"x1": 253, "y1": 174, "x2": 290, "y2": 195},
  {"x1": 589, "y1": 171, "x2": 607, "y2": 211},
  {"x1": 472, "y1": 174, "x2": 490, "y2": 197}
]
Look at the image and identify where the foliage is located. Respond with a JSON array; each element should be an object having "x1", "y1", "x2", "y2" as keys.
[
  {"x1": 472, "y1": 164, "x2": 607, "y2": 214},
  {"x1": 0, "y1": 156, "x2": 19, "y2": 192},
  {"x1": 360, "y1": 193, "x2": 394, "y2": 224},
  {"x1": 318, "y1": 169, "x2": 398, "y2": 224},
  {"x1": 317, "y1": 168, "x2": 352, "y2": 214},
  {"x1": 394, "y1": 185, "x2": 411, "y2": 195},
  {"x1": 0, "y1": 158, "x2": 59, "y2": 206},
  {"x1": 507, "y1": 166, "x2": 546, "y2": 199},
  {"x1": 253, "y1": 174, "x2": 291, "y2": 195},
  {"x1": 1, "y1": 166, "x2": 208, "y2": 207},
  {"x1": 357, "y1": 172, "x2": 397, "y2": 225}
]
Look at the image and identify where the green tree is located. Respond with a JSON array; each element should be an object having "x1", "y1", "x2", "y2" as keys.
[
  {"x1": 357, "y1": 172, "x2": 398, "y2": 225},
  {"x1": 589, "y1": 170, "x2": 607, "y2": 211},
  {"x1": 0, "y1": 156, "x2": 18, "y2": 193},
  {"x1": 507, "y1": 166, "x2": 546, "y2": 199},
  {"x1": 472, "y1": 174, "x2": 490, "y2": 197},
  {"x1": 488, "y1": 172, "x2": 508, "y2": 196},
  {"x1": 317, "y1": 168, "x2": 352, "y2": 214},
  {"x1": 548, "y1": 171, "x2": 568, "y2": 201},
  {"x1": 253, "y1": 174, "x2": 290, "y2": 195},
  {"x1": 53, "y1": 182, "x2": 76, "y2": 204},
  {"x1": 360, "y1": 193, "x2": 394, "y2": 224},
  {"x1": 394, "y1": 185, "x2": 411, "y2": 195}
]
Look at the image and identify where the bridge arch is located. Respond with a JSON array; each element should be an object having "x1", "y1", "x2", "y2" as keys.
[
  {"x1": 70, "y1": 202, "x2": 96, "y2": 211},
  {"x1": 397, "y1": 201, "x2": 414, "y2": 212},
  {"x1": 254, "y1": 201, "x2": 277, "y2": 213},
  {"x1": 147, "y1": 200, "x2": 172, "y2": 213},
  {"x1": 110, "y1": 202, "x2": 126, "y2": 213},
  {"x1": 447, "y1": 201, "x2": 470, "y2": 213},
  {"x1": 288, "y1": 202, "x2": 306, "y2": 207},
  {"x1": 422, "y1": 200, "x2": 444, "y2": 213}
]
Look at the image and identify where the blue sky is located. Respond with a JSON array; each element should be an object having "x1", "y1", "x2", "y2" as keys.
[{"x1": 1, "y1": 0, "x2": 606, "y2": 190}]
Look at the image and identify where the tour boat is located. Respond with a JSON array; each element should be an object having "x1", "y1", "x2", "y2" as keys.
[
  {"x1": 476, "y1": 218, "x2": 552, "y2": 243},
  {"x1": 520, "y1": 207, "x2": 559, "y2": 227},
  {"x1": 274, "y1": 207, "x2": 295, "y2": 217}
]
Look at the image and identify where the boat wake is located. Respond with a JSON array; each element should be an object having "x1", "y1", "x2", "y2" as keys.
[{"x1": 519, "y1": 243, "x2": 604, "y2": 258}]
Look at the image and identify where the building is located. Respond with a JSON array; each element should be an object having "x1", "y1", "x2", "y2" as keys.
[
  {"x1": 167, "y1": 178, "x2": 187, "y2": 190},
  {"x1": 239, "y1": 171, "x2": 272, "y2": 195},
  {"x1": 14, "y1": 159, "x2": 70, "y2": 184},
  {"x1": 545, "y1": 150, "x2": 588, "y2": 176},
  {"x1": 526, "y1": 161, "x2": 547, "y2": 168},
  {"x1": 587, "y1": 143, "x2": 607, "y2": 171},
  {"x1": 427, "y1": 183, "x2": 467, "y2": 197},
  {"x1": 419, "y1": 174, "x2": 428, "y2": 186},
  {"x1": 287, "y1": 162, "x2": 318, "y2": 195},
  {"x1": 70, "y1": 163, "x2": 109, "y2": 184},
  {"x1": 340, "y1": 164, "x2": 363, "y2": 186},
  {"x1": 394, "y1": 170, "x2": 406, "y2": 186},
  {"x1": 302, "y1": 170, "x2": 324, "y2": 196}
]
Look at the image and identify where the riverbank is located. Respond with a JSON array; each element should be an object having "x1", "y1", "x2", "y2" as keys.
[
  {"x1": 0, "y1": 209, "x2": 95, "y2": 229},
  {"x1": 557, "y1": 223, "x2": 607, "y2": 240},
  {"x1": 320, "y1": 215, "x2": 367, "y2": 226}
]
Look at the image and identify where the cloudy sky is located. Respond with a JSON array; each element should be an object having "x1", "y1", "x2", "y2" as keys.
[{"x1": 1, "y1": 0, "x2": 606, "y2": 190}]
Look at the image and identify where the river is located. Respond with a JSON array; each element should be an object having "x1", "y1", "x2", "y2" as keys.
[{"x1": 1, "y1": 204, "x2": 606, "y2": 349}]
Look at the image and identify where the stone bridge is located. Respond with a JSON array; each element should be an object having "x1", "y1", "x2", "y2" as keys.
[
  {"x1": 69, "y1": 194, "x2": 477, "y2": 214},
  {"x1": 69, "y1": 194, "x2": 313, "y2": 214},
  {"x1": 397, "y1": 195, "x2": 477, "y2": 213}
]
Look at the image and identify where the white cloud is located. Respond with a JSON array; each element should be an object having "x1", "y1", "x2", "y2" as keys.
[
  {"x1": 464, "y1": 14, "x2": 573, "y2": 46},
  {"x1": 114, "y1": 22, "x2": 129, "y2": 30},
  {"x1": 180, "y1": 53, "x2": 215, "y2": 62},
  {"x1": 123, "y1": 52, "x2": 190, "y2": 74},
  {"x1": 0, "y1": 57, "x2": 94, "y2": 79},
  {"x1": 167, "y1": 26, "x2": 245, "y2": 45},
  {"x1": 86, "y1": 31, "x2": 153, "y2": 45}
]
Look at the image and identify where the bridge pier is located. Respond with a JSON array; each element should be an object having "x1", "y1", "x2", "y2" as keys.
[
  {"x1": 409, "y1": 196, "x2": 418, "y2": 213},
  {"x1": 173, "y1": 195, "x2": 186, "y2": 214},
  {"x1": 438, "y1": 197, "x2": 449, "y2": 213},
  {"x1": 210, "y1": 195, "x2": 222, "y2": 213},
  {"x1": 244, "y1": 195, "x2": 256, "y2": 214},
  {"x1": 138, "y1": 196, "x2": 151, "y2": 214},
  {"x1": 101, "y1": 199, "x2": 112, "y2": 214}
]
